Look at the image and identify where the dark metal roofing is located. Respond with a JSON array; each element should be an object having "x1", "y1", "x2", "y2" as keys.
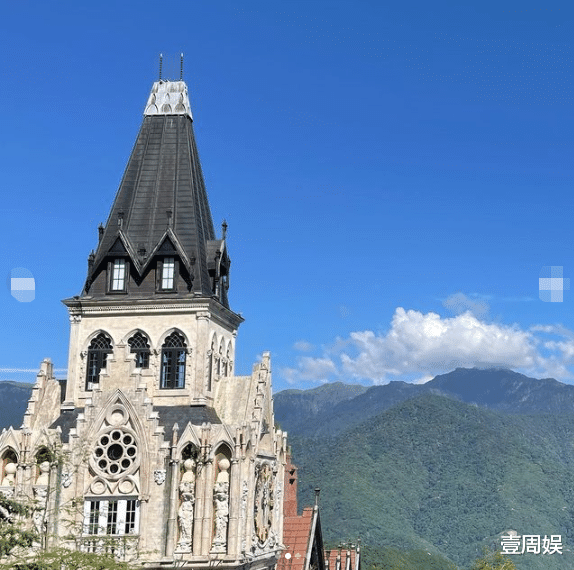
[
  {"x1": 49, "y1": 408, "x2": 83, "y2": 443},
  {"x1": 153, "y1": 405, "x2": 221, "y2": 436},
  {"x1": 50, "y1": 405, "x2": 221, "y2": 443},
  {"x1": 86, "y1": 105, "x2": 224, "y2": 303}
]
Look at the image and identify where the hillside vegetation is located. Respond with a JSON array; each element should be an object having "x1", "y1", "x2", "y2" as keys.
[{"x1": 293, "y1": 395, "x2": 574, "y2": 570}]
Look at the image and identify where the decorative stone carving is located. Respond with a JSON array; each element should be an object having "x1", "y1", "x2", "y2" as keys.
[
  {"x1": 254, "y1": 464, "x2": 274, "y2": 544},
  {"x1": 36, "y1": 461, "x2": 50, "y2": 485},
  {"x1": 61, "y1": 471, "x2": 72, "y2": 488},
  {"x1": 153, "y1": 469, "x2": 166, "y2": 485},
  {"x1": 175, "y1": 458, "x2": 196, "y2": 552},
  {"x1": 211, "y1": 458, "x2": 230, "y2": 553},
  {"x1": 240, "y1": 480, "x2": 248, "y2": 553},
  {"x1": 32, "y1": 486, "x2": 48, "y2": 535}
]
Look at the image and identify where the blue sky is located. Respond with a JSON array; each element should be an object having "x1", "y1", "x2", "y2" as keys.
[{"x1": 1, "y1": 0, "x2": 573, "y2": 391}]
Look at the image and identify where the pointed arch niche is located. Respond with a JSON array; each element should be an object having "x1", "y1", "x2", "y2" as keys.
[
  {"x1": 34, "y1": 446, "x2": 54, "y2": 485},
  {"x1": 1, "y1": 448, "x2": 18, "y2": 488}
]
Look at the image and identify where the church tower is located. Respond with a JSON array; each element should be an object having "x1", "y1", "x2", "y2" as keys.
[{"x1": 0, "y1": 77, "x2": 287, "y2": 570}]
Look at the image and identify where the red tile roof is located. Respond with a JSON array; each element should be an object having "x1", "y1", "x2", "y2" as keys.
[{"x1": 277, "y1": 508, "x2": 315, "y2": 570}]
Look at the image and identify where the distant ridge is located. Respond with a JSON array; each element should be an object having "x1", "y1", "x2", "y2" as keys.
[
  {"x1": 0, "y1": 381, "x2": 33, "y2": 430},
  {"x1": 275, "y1": 367, "x2": 574, "y2": 437},
  {"x1": 5, "y1": 368, "x2": 574, "y2": 434}
]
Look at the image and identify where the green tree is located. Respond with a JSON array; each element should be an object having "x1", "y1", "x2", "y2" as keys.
[
  {"x1": 3, "y1": 547, "x2": 139, "y2": 570},
  {"x1": 469, "y1": 549, "x2": 517, "y2": 570},
  {"x1": 0, "y1": 494, "x2": 37, "y2": 557},
  {"x1": 0, "y1": 494, "x2": 139, "y2": 569}
]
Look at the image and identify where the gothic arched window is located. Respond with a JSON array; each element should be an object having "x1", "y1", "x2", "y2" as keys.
[
  {"x1": 160, "y1": 332, "x2": 187, "y2": 389},
  {"x1": 86, "y1": 333, "x2": 113, "y2": 391},
  {"x1": 128, "y1": 332, "x2": 150, "y2": 369}
]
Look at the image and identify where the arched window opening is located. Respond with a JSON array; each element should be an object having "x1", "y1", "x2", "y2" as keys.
[
  {"x1": 181, "y1": 443, "x2": 198, "y2": 462},
  {"x1": 86, "y1": 333, "x2": 113, "y2": 391},
  {"x1": 160, "y1": 332, "x2": 187, "y2": 389},
  {"x1": 128, "y1": 332, "x2": 150, "y2": 369},
  {"x1": 36, "y1": 447, "x2": 53, "y2": 464}
]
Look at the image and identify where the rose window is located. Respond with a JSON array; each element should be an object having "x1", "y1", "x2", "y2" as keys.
[{"x1": 92, "y1": 428, "x2": 138, "y2": 479}]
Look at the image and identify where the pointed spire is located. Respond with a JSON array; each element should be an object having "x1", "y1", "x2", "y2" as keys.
[
  {"x1": 82, "y1": 78, "x2": 237, "y2": 310},
  {"x1": 159, "y1": 53, "x2": 163, "y2": 80}
]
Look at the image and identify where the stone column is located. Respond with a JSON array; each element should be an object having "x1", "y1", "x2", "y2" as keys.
[
  {"x1": 245, "y1": 458, "x2": 256, "y2": 554},
  {"x1": 192, "y1": 458, "x2": 206, "y2": 554},
  {"x1": 227, "y1": 458, "x2": 240, "y2": 556},
  {"x1": 165, "y1": 458, "x2": 180, "y2": 557},
  {"x1": 200, "y1": 458, "x2": 214, "y2": 554}
]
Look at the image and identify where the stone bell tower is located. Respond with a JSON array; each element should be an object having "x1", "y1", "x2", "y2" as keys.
[{"x1": 0, "y1": 75, "x2": 287, "y2": 570}]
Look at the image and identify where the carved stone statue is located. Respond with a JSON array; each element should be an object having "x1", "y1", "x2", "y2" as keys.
[
  {"x1": 1, "y1": 461, "x2": 16, "y2": 487},
  {"x1": 211, "y1": 458, "x2": 230, "y2": 553},
  {"x1": 33, "y1": 486, "x2": 48, "y2": 535},
  {"x1": 254, "y1": 464, "x2": 274, "y2": 544},
  {"x1": 176, "y1": 458, "x2": 196, "y2": 552},
  {"x1": 36, "y1": 461, "x2": 50, "y2": 485}
]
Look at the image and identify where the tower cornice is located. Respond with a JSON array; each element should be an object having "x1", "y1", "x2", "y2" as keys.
[{"x1": 62, "y1": 296, "x2": 244, "y2": 330}]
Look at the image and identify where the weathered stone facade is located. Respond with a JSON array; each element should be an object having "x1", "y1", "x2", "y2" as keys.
[{"x1": 0, "y1": 78, "x2": 287, "y2": 570}]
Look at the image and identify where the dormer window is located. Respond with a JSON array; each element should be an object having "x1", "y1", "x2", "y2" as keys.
[
  {"x1": 161, "y1": 257, "x2": 175, "y2": 290},
  {"x1": 110, "y1": 259, "x2": 127, "y2": 292}
]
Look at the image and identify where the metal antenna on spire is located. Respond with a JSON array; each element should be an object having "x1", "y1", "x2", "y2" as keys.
[
  {"x1": 180, "y1": 53, "x2": 184, "y2": 80},
  {"x1": 159, "y1": 53, "x2": 163, "y2": 80}
]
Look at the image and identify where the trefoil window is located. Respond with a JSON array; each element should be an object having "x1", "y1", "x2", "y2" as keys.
[{"x1": 160, "y1": 332, "x2": 187, "y2": 389}]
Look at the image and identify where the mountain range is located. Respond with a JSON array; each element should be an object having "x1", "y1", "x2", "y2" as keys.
[
  {"x1": 274, "y1": 367, "x2": 574, "y2": 437},
  {"x1": 275, "y1": 368, "x2": 574, "y2": 569}
]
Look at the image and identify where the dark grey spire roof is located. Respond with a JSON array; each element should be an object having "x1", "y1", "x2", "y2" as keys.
[{"x1": 83, "y1": 80, "x2": 231, "y2": 306}]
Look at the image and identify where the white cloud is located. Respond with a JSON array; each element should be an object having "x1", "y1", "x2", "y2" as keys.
[
  {"x1": 442, "y1": 292, "x2": 489, "y2": 318},
  {"x1": 282, "y1": 356, "x2": 337, "y2": 385},
  {"x1": 280, "y1": 307, "x2": 574, "y2": 386},
  {"x1": 0, "y1": 368, "x2": 67, "y2": 373},
  {"x1": 293, "y1": 340, "x2": 314, "y2": 352}
]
